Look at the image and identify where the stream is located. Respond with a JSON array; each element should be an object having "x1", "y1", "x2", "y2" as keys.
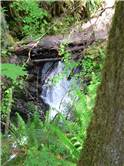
[{"x1": 40, "y1": 61, "x2": 78, "y2": 119}]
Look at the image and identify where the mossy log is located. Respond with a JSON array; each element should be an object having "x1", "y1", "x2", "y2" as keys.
[{"x1": 13, "y1": 27, "x2": 95, "y2": 62}]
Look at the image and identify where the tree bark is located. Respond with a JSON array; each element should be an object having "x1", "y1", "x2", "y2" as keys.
[{"x1": 78, "y1": 2, "x2": 124, "y2": 166}]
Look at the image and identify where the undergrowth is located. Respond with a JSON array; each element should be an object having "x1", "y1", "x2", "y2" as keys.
[
  {"x1": 1, "y1": 1, "x2": 105, "y2": 164},
  {"x1": 1, "y1": 41, "x2": 106, "y2": 165},
  {"x1": 10, "y1": 0, "x2": 49, "y2": 38},
  {"x1": 5, "y1": 0, "x2": 103, "y2": 39}
]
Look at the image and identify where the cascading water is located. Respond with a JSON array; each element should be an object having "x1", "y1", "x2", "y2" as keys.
[{"x1": 41, "y1": 61, "x2": 77, "y2": 119}]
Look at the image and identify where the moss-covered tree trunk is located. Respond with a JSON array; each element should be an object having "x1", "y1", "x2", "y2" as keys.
[
  {"x1": 1, "y1": 9, "x2": 15, "y2": 49},
  {"x1": 78, "y1": 2, "x2": 124, "y2": 166}
]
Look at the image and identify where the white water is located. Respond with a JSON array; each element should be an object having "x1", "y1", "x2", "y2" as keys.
[{"x1": 41, "y1": 61, "x2": 76, "y2": 119}]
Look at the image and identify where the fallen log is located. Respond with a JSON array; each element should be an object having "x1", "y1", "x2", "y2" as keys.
[
  {"x1": 12, "y1": 5, "x2": 114, "y2": 63},
  {"x1": 13, "y1": 27, "x2": 95, "y2": 61}
]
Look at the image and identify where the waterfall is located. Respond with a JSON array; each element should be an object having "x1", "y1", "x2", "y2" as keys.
[{"x1": 40, "y1": 61, "x2": 77, "y2": 119}]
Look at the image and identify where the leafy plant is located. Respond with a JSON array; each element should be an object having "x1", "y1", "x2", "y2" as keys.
[
  {"x1": 49, "y1": 41, "x2": 106, "y2": 158},
  {"x1": 50, "y1": 16, "x2": 75, "y2": 35},
  {"x1": 1, "y1": 39, "x2": 106, "y2": 165},
  {"x1": 1, "y1": 113, "x2": 77, "y2": 166},
  {"x1": 11, "y1": 0, "x2": 49, "y2": 38},
  {"x1": 2, "y1": 69, "x2": 100, "y2": 165},
  {"x1": 1, "y1": 63, "x2": 27, "y2": 82},
  {"x1": 1, "y1": 63, "x2": 27, "y2": 134},
  {"x1": 86, "y1": 0, "x2": 103, "y2": 16}
]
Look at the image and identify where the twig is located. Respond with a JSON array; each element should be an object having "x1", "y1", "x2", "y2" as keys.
[
  {"x1": 32, "y1": 58, "x2": 61, "y2": 63},
  {"x1": 25, "y1": 40, "x2": 40, "y2": 65}
]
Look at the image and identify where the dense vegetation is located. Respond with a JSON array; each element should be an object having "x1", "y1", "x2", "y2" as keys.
[{"x1": 1, "y1": 0, "x2": 107, "y2": 165}]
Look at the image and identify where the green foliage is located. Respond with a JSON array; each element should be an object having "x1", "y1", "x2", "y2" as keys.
[
  {"x1": 53, "y1": 41, "x2": 105, "y2": 86},
  {"x1": 57, "y1": 0, "x2": 103, "y2": 32},
  {"x1": 2, "y1": 113, "x2": 77, "y2": 166},
  {"x1": 49, "y1": 123, "x2": 79, "y2": 160},
  {"x1": 1, "y1": 40, "x2": 105, "y2": 165},
  {"x1": 0, "y1": 7, "x2": 7, "y2": 14},
  {"x1": 83, "y1": 42, "x2": 105, "y2": 71},
  {"x1": 1, "y1": 70, "x2": 100, "y2": 165},
  {"x1": 1, "y1": 0, "x2": 106, "y2": 164},
  {"x1": 46, "y1": 0, "x2": 102, "y2": 20},
  {"x1": 7, "y1": 0, "x2": 103, "y2": 39},
  {"x1": 1, "y1": 49, "x2": 11, "y2": 57},
  {"x1": 1, "y1": 63, "x2": 27, "y2": 82},
  {"x1": 1, "y1": 87, "x2": 13, "y2": 116},
  {"x1": 1, "y1": 63, "x2": 27, "y2": 134},
  {"x1": 1, "y1": 19, "x2": 106, "y2": 165},
  {"x1": 86, "y1": 0, "x2": 103, "y2": 16},
  {"x1": 50, "y1": 16, "x2": 75, "y2": 35},
  {"x1": 49, "y1": 41, "x2": 106, "y2": 161},
  {"x1": 11, "y1": 0, "x2": 49, "y2": 38}
]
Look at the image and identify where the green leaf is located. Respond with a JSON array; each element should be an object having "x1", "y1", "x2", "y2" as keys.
[
  {"x1": 1, "y1": 63, "x2": 27, "y2": 82},
  {"x1": 49, "y1": 124, "x2": 79, "y2": 159}
]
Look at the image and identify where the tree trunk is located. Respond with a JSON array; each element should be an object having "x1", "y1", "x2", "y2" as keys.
[{"x1": 78, "y1": 2, "x2": 124, "y2": 166}]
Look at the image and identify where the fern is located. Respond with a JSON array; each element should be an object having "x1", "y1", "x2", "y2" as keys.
[
  {"x1": 11, "y1": 0, "x2": 49, "y2": 37},
  {"x1": 49, "y1": 124, "x2": 80, "y2": 160},
  {"x1": 1, "y1": 63, "x2": 27, "y2": 82}
]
